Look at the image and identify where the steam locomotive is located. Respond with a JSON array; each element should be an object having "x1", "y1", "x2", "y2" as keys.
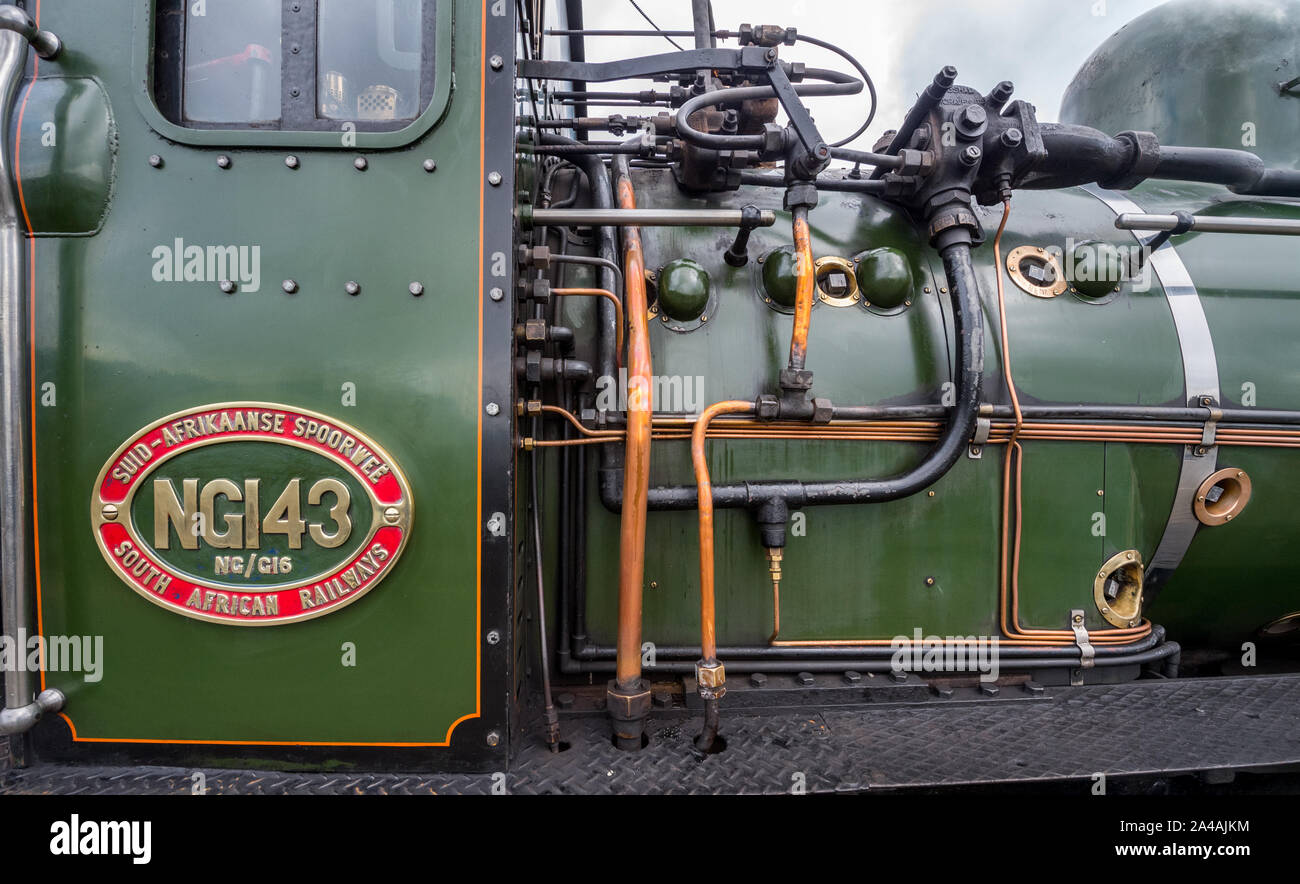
[{"x1": 1, "y1": 0, "x2": 1299, "y2": 793}]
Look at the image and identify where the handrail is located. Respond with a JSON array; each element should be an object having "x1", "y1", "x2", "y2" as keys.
[
  {"x1": 0, "y1": 7, "x2": 60, "y2": 60},
  {"x1": 0, "y1": 13, "x2": 65, "y2": 737}
]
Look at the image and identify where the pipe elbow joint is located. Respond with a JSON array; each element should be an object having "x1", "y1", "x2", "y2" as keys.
[{"x1": 0, "y1": 688, "x2": 65, "y2": 735}]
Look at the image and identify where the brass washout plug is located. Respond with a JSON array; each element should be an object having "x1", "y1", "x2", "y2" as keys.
[{"x1": 767, "y1": 547, "x2": 783, "y2": 643}]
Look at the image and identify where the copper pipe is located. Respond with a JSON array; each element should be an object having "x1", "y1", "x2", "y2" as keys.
[
  {"x1": 787, "y1": 207, "x2": 815, "y2": 372},
  {"x1": 692, "y1": 401, "x2": 756, "y2": 662},
  {"x1": 552, "y1": 288, "x2": 624, "y2": 359},
  {"x1": 613, "y1": 167, "x2": 653, "y2": 691},
  {"x1": 990, "y1": 200, "x2": 1152, "y2": 644}
]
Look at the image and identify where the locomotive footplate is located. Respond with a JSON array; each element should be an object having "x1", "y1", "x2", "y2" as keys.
[{"x1": 4, "y1": 673, "x2": 1300, "y2": 794}]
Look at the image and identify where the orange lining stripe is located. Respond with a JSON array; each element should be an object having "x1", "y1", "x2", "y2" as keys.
[{"x1": 44, "y1": 1, "x2": 486, "y2": 748}]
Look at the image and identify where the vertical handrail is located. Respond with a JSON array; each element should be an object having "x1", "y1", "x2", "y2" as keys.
[{"x1": 0, "y1": 8, "x2": 64, "y2": 737}]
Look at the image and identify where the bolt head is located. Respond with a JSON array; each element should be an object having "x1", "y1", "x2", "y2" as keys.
[
  {"x1": 795, "y1": 671, "x2": 815, "y2": 687},
  {"x1": 486, "y1": 731, "x2": 501, "y2": 747},
  {"x1": 409, "y1": 282, "x2": 425, "y2": 297},
  {"x1": 489, "y1": 54, "x2": 504, "y2": 70},
  {"x1": 282, "y1": 280, "x2": 298, "y2": 294},
  {"x1": 423, "y1": 158, "x2": 437, "y2": 173},
  {"x1": 750, "y1": 673, "x2": 768, "y2": 688},
  {"x1": 285, "y1": 155, "x2": 300, "y2": 169},
  {"x1": 486, "y1": 630, "x2": 501, "y2": 645},
  {"x1": 148, "y1": 154, "x2": 163, "y2": 168},
  {"x1": 485, "y1": 402, "x2": 500, "y2": 416},
  {"x1": 217, "y1": 155, "x2": 232, "y2": 169},
  {"x1": 925, "y1": 576, "x2": 936, "y2": 587},
  {"x1": 489, "y1": 287, "x2": 504, "y2": 302},
  {"x1": 220, "y1": 280, "x2": 236, "y2": 294},
  {"x1": 843, "y1": 670, "x2": 862, "y2": 684},
  {"x1": 354, "y1": 157, "x2": 368, "y2": 171},
  {"x1": 488, "y1": 171, "x2": 503, "y2": 186},
  {"x1": 345, "y1": 281, "x2": 361, "y2": 296}
]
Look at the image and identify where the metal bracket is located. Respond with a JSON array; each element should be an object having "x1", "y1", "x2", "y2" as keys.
[
  {"x1": 1070, "y1": 609, "x2": 1094, "y2": 685},
  {"x1": 968, "y1": 410, "x2": 992, "y2": 459},
  {"x1": 1194, "y1": 394, "x2": 1220, "y2": 457}
]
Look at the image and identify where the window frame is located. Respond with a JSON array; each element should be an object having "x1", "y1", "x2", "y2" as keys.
[{"x1": 134, "y1": 0, "x2": 452, "y2": 148}]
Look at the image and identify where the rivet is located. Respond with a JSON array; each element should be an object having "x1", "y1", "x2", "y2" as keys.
[
  {"x1": 489, "y1": 54, "x2": 504, "y2": 70},
  {"x1": 409, "y1": 282, "x2": 425, "y2": 297},
  {"x1": 649, "y1": 581, "x2": 657, "y2": 590},
  {"x1": 928, "y1": 491, "x2": 935, "y2": 497},
  {"x1": 148, "y1": 154, "x2": 163, "y2": 168},
  {"x1": 490, "y1": 287, "x2": 504, "y2": 301},
  {"x1": 940, "y1": 287, "x2": 948, "y2": 294},
  {"x1": 924, "y1": 287, "x2": 931, "y2": 294},
  {"x1": 345, "y1": 281, "x2": 361, "y2": 296},
  {"x1": 1097, "y1": 489, "x2": 1105, "y2": 496},
  {"x1": 291, "y1": 43, "x2": 301, "y2": 55},
  {"x1": 486, "y1": 731, "x2": 501, "y2": 747},
  {"x1": 220, "y1": 280, "x2": 236, "y2": 294},
  {"x1": 282, "y1": 280, "x2": 298, "y2": 294},
  {"x1": 904, "y1": 300, "x2": 912, "y2": 307},
  {"x1": 101, "y1": 504, "x2": 119, "y2": 521},
  {"x1": 488, "y1": 171, "x2": 503, "y2": 186},
  {"x1": 423, "y1": 158, "x2": 437, "y2": 173},
  {"x1": 925, "y1": 576, "x2": 936, "y2": 587},
  {"x1": 1125, "y1": 552, "x2": 1134, "y2": 560},
  {"x1": 486, "y1": 629, "x2": 501, "y2": 645},
  {"x1": 290, "y1": 87, "x2": 301, "y2": 98},
  {"x1": 217, "y1": 155, "x2": 232, "y2": 169},
  {"x1": 354, "y1": 157, "x2": 368, "y2": 171},
  {"x1": 285, "y1": 155, "x2": 300, "y2": 169},
  {"x1": 486, "y1": 402, "x2": 500, "y2": 416}
]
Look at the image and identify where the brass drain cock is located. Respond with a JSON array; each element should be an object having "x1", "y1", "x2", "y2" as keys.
[{"x1": 767, "y1": 547, "x2": 784, "y2": 642}]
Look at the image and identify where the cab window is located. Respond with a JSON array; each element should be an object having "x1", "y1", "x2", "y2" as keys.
[
  {"x1": 183, "y1": 1, "x2": 281, "y2": 123},
  {"x1": 153, "y1": 0, "x2": 436, "y2": 132}
]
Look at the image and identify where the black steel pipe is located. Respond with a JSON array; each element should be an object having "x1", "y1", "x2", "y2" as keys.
[
  {"x1": 1031, "y1": 124, "x2": 1300, "y2": 197},
  {"x1": 740, "y1": 171, "x2": 889, "y2": 194},
  {"x1": 597, "y1": 242, "x2": 984, "y2": 513},
  {"x1": 561, "y1": 640, "x2": 1181, "y2": 675},
  {"x1": 571, "y1": 625, "x2": 1167, "y2": 663},
  {"x1": 675, "y1": 70, "x2": 863, "y2": 151}
]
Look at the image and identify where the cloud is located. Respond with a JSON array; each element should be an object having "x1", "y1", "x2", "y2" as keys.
[{"x1": 575, "y1": 0, "x2": 1169, "y2": 148}]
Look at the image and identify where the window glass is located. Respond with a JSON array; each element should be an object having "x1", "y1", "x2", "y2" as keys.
[
  {"x1": 318, "y1": 0, "x2": 425, "y2": 121},
  {"x1": 183, "y1": 1, "x2": 282, "y2": 123}
]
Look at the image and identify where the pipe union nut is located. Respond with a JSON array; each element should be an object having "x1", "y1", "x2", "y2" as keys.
[
  {"x1": 696, "y1": 661, "x2": 727, "y2": 700},
  {"x1": 605, "y1": 680, "x2": 653, "y2": 722}
]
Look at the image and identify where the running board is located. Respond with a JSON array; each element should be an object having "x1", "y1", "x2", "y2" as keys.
[{"x1": 3, "y1": 674, "x2": 1299, "y2": 793}]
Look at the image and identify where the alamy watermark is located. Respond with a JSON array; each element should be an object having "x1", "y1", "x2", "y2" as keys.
[
  {"x1": 595, "y1": 370, "x2": 705, "y2": 414},
  {"x1": 890, "y1": 629, "x2": 1000, "y2": 683},
  {"x1": 0, "y1": 628, "x2": 103, "y2": 682},
  {"x1": 151, "y1": 238, "x2": 262, "y2": 293}
]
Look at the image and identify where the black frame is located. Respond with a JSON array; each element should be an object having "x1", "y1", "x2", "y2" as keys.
[{"x1": 153, "y1": 0, "x2": 438, "y2": 133}]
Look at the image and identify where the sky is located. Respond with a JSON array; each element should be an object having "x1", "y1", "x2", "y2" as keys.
[{"x1": 564, "y1": 0, "x2": 1171, "y2": 150}]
